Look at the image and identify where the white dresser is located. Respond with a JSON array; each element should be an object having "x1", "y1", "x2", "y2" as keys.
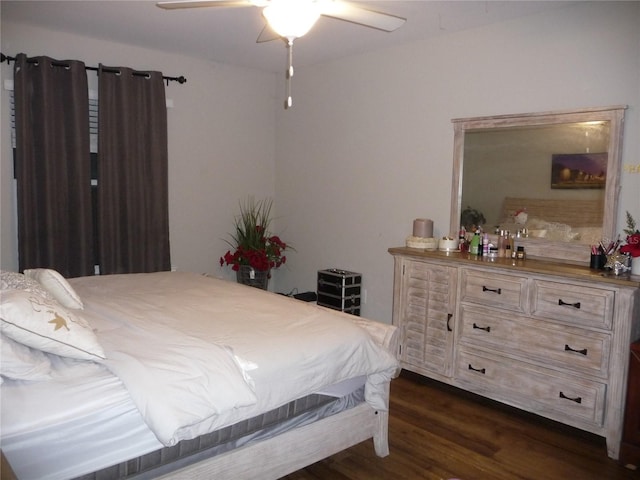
[{"x1": 389, "y1": 247, "x2": 640, "y2": 459}]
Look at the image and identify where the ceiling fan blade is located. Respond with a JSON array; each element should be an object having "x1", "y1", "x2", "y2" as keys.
[
  {"x1": 156, "y1": 0, "x2": 253, "y2": 10},
  {"x1": 319, "y1": 1, "x2": 406, "y2": 32}
]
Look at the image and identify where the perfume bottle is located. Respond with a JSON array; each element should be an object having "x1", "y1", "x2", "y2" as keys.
[
  {"x1": 458, "y1": 227, "x2": 467, "y2": 252},
  {"x1": 497, "y1": 230, "x2": 506, "y2": 257},
  {"x1": 470, "y1": 231, "x2": 480, "y2": 255}
]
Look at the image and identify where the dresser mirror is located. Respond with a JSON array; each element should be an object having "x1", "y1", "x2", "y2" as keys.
[{"x1": 450, "y1": 106, "x2": 626, "y2": 263}]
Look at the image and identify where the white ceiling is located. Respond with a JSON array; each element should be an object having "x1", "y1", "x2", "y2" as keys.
[{"x1": 2, "y1": 1, "x2": 578, "y2": 73}]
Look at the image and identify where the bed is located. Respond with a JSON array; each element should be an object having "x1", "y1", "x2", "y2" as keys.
[
  {"x1": 0, "y1": 269, "x2": 399, "y2": 479},
  {"x1": 498, "y1": 196, "x2": 604, "y2": 244}
]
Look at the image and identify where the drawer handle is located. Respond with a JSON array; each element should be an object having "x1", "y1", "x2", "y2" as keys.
[
  {"x1": 559, "y1": 391, "x2": 582, "y2": 404},
  {"x1": 482, "y1": 286, "x2": 502, "y2": 295},
  {"x1": 564, "y1": 344, "x2": 588, "y2": 356},
  {"x1": 468, "y1": 364, "x2": 486, "y2": 374},
  {"x1": 558, "y1": 299, "x2": 581, "y2": 309},
  {"x1": 472, "y1": 323, "x2": 491, "y2": 333},
  {"x1": 447, "y1": 313, "x2": 453, "y2": 332}
]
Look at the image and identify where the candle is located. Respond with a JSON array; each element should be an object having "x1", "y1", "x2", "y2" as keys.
[
  {"x1": 413, "y1": 218, "x2": 433, "y2": 238},
  {"x1": 424, "y1": 219, "x2": 433, "y2": 238}
]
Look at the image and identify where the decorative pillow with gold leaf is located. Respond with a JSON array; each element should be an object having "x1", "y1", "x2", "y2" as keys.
[
  {"x1": 0, "y1": 289, "x2": 105, "y2": 361},
  {"x1": 24, "y1": 268, "x2": 84, "y2": 310},
  {"x1": 1, "y1": 270, "x2": 56, "y2": 301}
]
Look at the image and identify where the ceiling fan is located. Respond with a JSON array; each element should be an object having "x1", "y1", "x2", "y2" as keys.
[{"x1": 156, "y1": 0, "x2": 406, "y2": 108}]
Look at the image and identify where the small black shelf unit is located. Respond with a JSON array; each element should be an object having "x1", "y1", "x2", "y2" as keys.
[{"x1": 317, "y1": 268, "x2": 362, "y2": 316}]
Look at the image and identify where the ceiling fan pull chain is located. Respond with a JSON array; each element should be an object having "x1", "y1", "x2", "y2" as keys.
[{"x1": 285, "y1": 39, "x2": 294, "y2": 109}]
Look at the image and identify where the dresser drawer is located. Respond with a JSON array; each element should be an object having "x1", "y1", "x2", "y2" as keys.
[
  {"x1": 455, "y1": 348, "x2": 606, "y2": 426},
  {"x1": 458, "y1": 304, "x2": 611, "y2": 377},
  {"x1": 460, "y1": 269, "x2": 527, "y2": 313},
  {"x1": 532, "y1": 280, "x2": 614, "y2": 329}
]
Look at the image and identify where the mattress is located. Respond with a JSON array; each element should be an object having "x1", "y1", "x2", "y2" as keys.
[
  {"x1": 1, "y1": 352, "x2": 366, "y2": 480},
  {"x1": 1, "y1": 354, "x2": 159, "y2": 480},
  {"x1": 77, "y1": 387, "x2": 365, "y2": 480}
]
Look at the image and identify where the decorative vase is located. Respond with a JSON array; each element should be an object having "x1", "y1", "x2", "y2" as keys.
[
  {"x1": 632, "y1": 257, "x2": 640, "y2": 277},
  {"x1": 236, "y1": 265, "x2": 270, "y2": 290}
]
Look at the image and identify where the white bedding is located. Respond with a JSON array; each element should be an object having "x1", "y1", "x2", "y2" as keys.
[
  {"x1": 86, "y1": 311, "x2": 258, "y2": 446},
  {"x1": 69, "y1": 272, "x2": 399, "y2": 446},
  {"x1": 2, "y1": 271, "x2": 398, "y2": 479},
  {"x1": 1, "y1": 355, "x2": 162, "y2": 480}
]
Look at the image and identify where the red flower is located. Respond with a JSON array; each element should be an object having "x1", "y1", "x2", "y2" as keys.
[
  {"x1": 620, "y1": 233, "x2": 640, "y2": 258},
  {"x1": 220, "y1": 198, "x2": 293, "y2": 273},
  {"x1": 220, "y1": 240, "x2": 290, "y2": 271}
]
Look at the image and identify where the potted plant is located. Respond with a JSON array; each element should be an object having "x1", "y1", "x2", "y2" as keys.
[
  {"x1": 460, "y1": 206, "x2": 486, "y2": 233},
  {"x1": 219, "y1": 197, "x2": 291, "y2": 289},
  {"x1": 620, "y1": 211, "x2": 640, "y2": 276}
]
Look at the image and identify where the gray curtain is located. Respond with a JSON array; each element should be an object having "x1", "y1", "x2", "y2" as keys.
[
  {"x1": 97, "y1": 65, "x2": 171, "y2": 274},
  {"x1": 14, "y1": 54, "x2": 94, "y2": 278}
]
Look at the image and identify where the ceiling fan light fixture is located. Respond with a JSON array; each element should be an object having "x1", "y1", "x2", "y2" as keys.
[{"x1": 262, "y1": 0, "x2": 321, "y2": 40}]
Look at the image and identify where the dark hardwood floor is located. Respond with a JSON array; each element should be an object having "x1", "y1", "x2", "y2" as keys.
[{"x1": 283, "y1": 371, "x2": 638, "y2": 480}]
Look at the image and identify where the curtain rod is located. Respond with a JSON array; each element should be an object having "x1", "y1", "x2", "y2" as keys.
[{"x1": 0, "y1": 53, "x2": 187, "y2": 85}]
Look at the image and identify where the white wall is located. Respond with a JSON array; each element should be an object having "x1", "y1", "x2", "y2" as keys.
[
  {"x1": 0, "y1": 21, "x2": 278, "y2": 281},
  {"x1": 273, "y1": 1, "x2": 640, "y2": 323},
  {"x1": 2, "y1": 2, "x2": 639, "y2": 325}
]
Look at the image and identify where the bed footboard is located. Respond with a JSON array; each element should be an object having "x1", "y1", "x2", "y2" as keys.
[
  {"x1": 156, "y1": 399, "x2": 390, "y2": 480},
  {"x1": 373, "y1": 395, "x2": 390, "y2": 457}
]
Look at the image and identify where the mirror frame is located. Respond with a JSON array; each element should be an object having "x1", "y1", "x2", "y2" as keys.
[{"x1": 450, "y1": 105, "x2": 627, "y2": 264}]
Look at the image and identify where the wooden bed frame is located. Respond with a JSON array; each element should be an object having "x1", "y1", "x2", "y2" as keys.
[
  {"x1": 157, "y1": 393, "x2": 389, "y2": 479},
  {"x1": 154, "y1": 317, "x2": 399, "y2": 480}
]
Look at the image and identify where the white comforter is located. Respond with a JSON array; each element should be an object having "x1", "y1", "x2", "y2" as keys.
[{"x1": 71, "y1": 272, "x2": 399, "y2": 446}]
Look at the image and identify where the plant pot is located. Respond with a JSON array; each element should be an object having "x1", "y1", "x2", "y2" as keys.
[
  {"x1": 236, "y1": 265, "x2": 270, "y2": 290},
  {"x1": 632, "y1": 257, "x2": 640, "y2": 277}
]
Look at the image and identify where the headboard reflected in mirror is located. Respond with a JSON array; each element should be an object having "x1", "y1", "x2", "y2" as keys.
[{"x1": 450, "y1": 106, "x2": 627, "y2": 264}]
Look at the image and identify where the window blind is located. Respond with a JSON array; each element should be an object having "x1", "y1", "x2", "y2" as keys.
[{"x1": 8, "y1": 87, "x2": 98, "y2": 153}]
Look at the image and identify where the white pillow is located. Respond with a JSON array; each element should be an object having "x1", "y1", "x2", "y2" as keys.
[
  {"x1": 0, "y1": 333, "x2": 52, "y2": 381},
  {"x1": 0, "y1": 289, "x2": 105, "y2": 361},
  {"x1": 1, "y1": 270, "x2": 56, "y2": 302},
  {"x1": 24, "y1": 268, "x2": 84, "y2": 310}
]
